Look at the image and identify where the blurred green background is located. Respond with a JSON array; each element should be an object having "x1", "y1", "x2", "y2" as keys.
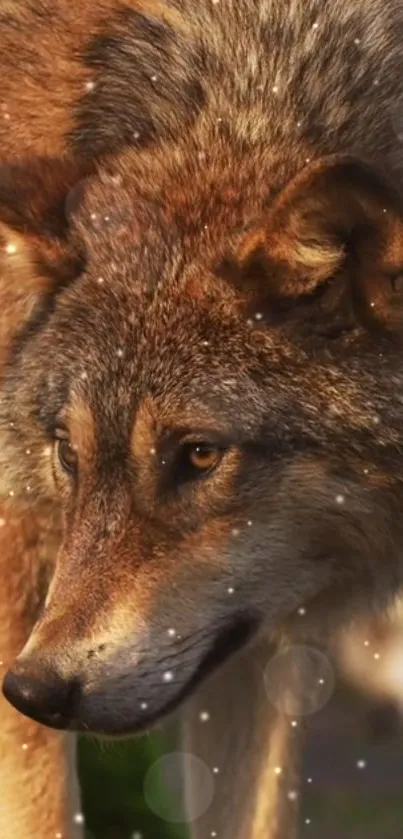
[
  {"x1": 78, "y1": 683, "x2": 403, "y2": 839},
  {"x1": 79, "y1": 724, "x2": 188, "y2": 839}
]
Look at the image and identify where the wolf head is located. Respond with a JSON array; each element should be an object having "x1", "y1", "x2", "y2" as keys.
[{"x1": 2, "y1": 147, "x2": 403, "y2": 735}]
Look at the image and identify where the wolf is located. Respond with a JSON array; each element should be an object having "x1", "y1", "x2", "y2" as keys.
[{"x1": 2, "y1": 0, "x2": 403, "y2": 837}]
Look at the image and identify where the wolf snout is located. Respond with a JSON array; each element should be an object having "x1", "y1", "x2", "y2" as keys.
[{"x1": 2, "y1": 657, "x2": 81, "y2": 730}]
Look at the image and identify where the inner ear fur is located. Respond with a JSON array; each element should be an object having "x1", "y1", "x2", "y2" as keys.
[
  {"x1": 0, "y1": 157, "x2": 90, "y2": 356},
  {"x1": 236, "y1": 154, "x2": 403, "y2": 331}
]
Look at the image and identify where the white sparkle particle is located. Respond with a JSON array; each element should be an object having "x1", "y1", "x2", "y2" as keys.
[
  {"x1": 116, "y1": 348, "x2": 124, "y2": 358},
  {"x1": 55, "y1": 833, "x2": 63, "y2": 839},
  {"x1": 298, "y1": 607, "x2": 306, "y2": 616},
  {"x1": 5, "y1": 242, "x2": 17, "y2": 255},
  {"x1": 288, "y1": 790, "x2": 298, "y2": 801},
  {"x1": 73, "y1": 813, "x2": 85, "y2": 825},
  {"x1": 213, "y1": 766, "x2": 220, "y2": 774},
  {"x1": 354, "y1": 38, "x2": 361, "y2": 44},
  {"x1": 363, "y1": 468, "x2": 369, "y2": 475},
  {"x1": 110, "y1": 173, "x2": 123, "y2": 186},
  {"x1": 307, "y1": 777, "x2": 313, "y2": 783},
  {"x1": 90, "y1": 213, "x2": 97, "y2": 221},
  {"x1": 25, "y1": 448, "x2": 31, "y2": 455},
  {"x1": 133, "y1": 130, "x2": 141, "y2": 140},
  {"x1": 8, "y1": 490, "x2": 14, "y2": 498},
  {"x1": 291, "y1": 720, "x2": 298, "y2": 728},
  {"x1": 199, "y1": 710, "x2": 210, "y2": 722},
  {"x1": 305, "y1": 818, "x2": 312, "y2": 825},
  {"x1": 272, "y1": 85, "x2": 279, "y2": 94},
  {"x1": 211, "y1": 833, "x2": 217, "y2": 838},
  {"x1": 373, "y1": 78, "x2": 380, "y2": 86},
  {"x1": 318, "y1": 678, "x2": 325, "y2": 685},
  {"x1": 97, "y1": 277, "x2": 104, "y2": 284},
  {"x1": 305, "y1": 157, "x2": 311, "y2": 164},
  {"x1": 132, "y1": 833, "x2": 143, "y2": 839},
  {"x1": 254, "y1": 312, "x2": 263, "y2": 320},
  {"x1": 274, "y1": 766, "x2": 283, "y2": 775},
  {"x1": 0, "y1": 518, "x2": 6, "y2": 528},
  {"x1": 202, "y1": 340, "x2": 210, "y2": 346},
  {"x1": 163, "y1": 670, "x2": 174, "y2": 683},
  {"x1": 43, "y1": 445, "x2": 52, "y2": 457},
  {"x1": 140, "y1": 702, "x2": 148, "y2": 710},
  {"x1": 357, "y1": 759, "x2": 367, "y2": 769},
  {"x1": 374, "y1": 652, "x2": 380, "y2": 660},
  {"x1": 231, "y1": 528, "x2": 240, "y2": 537},
  {"x1": 151, "y1": 74, "x2": 158, "y2": 82},
  {"x1": 167, "y1": 628, "x2": 176, "y2": 638},
  {"x1": 335, "y1": 494, "x2": 345, "y2": 504},
  {"x1": 247, "y1": 519, "x2": 253, "y2": 526},
  {"x1": 364, "y1": 640, "x2": 370, "y2": 647},
  {"x1": 85, "y1": 80, "x2": 95, "y2": 92},
  {"x1": 227, "y1": 587, "x2": 235, "y2": 595},
  {"x1": 22, "y1": 743, "x2": 28, "y2": 751},
  {"x1": 312, "y1": 21, "x2": 319, "y2": 29}
]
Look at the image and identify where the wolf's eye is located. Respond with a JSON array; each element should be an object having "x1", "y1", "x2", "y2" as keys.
[
  {"x1": 56, "y1": 435, "x2": 78, "y2": 475},
  {"x1": 185, "y1": 443, "x2": 223, "y2": 475}
]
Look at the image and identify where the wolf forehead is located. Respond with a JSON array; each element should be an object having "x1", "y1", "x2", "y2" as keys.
[
  {"x1": 32, "y1": 162, "x2": 263, "y2": 373},
  {"x1": 5, "y1": 170, "x2": 270, "y2": 445},
  {"x1": 31, "y1": 268, "x2": 266, "y2": 439}
]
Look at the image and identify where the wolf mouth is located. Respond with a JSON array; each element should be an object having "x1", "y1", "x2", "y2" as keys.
[
  {"x1": 73, "y1": 615, "x2": 258, "y2": 737},
  {"x1": 182, "y1": 613, "x2": 258, "y2": 698}
]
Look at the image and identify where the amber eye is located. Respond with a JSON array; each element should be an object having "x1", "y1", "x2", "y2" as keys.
[
  {"x1": 56, "y1": 435, "x2": 78, "y2": 475},
  {"x1": 186, "y1": 443, "x2": 223, "y2": 474}
]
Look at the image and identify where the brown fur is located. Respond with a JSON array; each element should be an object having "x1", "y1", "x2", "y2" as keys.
[{"x1": 2, "y1": 0, "x2": 403, "y2": 836}]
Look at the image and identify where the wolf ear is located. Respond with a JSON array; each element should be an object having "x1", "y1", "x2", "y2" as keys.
[
  {"x1": 235, "y1": 155, "x2": 403, "y2": 331},
  {"x1": 0, "y1": 158, "x2": 89, "y2": 354}
]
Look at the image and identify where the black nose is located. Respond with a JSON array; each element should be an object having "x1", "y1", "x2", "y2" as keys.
[{"x1": 2, "y1": 658, "x2": 80, "y2": 729}]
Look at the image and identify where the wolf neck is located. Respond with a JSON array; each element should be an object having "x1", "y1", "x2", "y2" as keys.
[{"x1": 182, "y1": 637, "x2": 304, "y2": 839}]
